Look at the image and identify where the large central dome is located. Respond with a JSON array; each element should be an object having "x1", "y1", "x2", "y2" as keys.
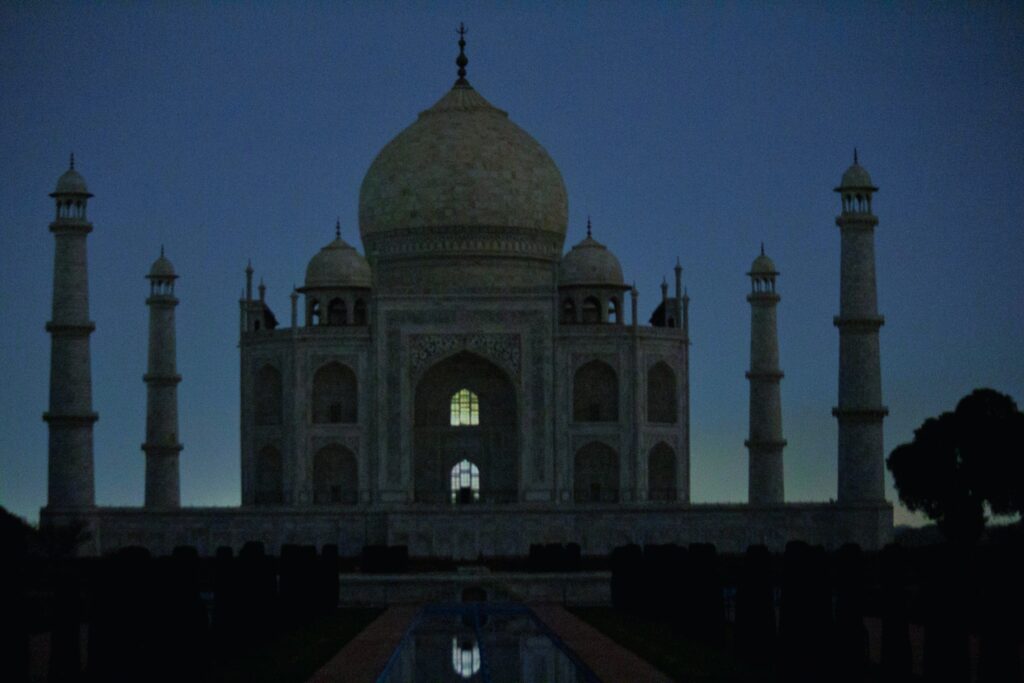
[{"x1": 358, "y1": 83, "x2": 568, "y2": 248}]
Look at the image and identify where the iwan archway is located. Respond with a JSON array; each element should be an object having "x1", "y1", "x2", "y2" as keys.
[{"x1": 413, "y1": 351, "x2": 518, "y2": 504}]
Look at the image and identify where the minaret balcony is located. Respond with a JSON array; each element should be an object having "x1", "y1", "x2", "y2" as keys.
[
  {"x1": 744, "y1": 438, "x2": 787, "y2": 449},
  {"x1": 832, "y1": 406, "x2": 889, "y2": 420},
  {"x1": 45, "y1": 322, "x2": 96, "y2": 335},
  {"x1": 745, "y1": 370, "x2": 784, "y2": 380},
  {"x1": 832, "y1": 315, "x2": 885, "y2": 330}
]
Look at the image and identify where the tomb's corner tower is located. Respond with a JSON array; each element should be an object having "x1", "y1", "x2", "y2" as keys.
[
  {"x1": 143, "y1": 248, "x2": 182, "y2": 508},
  {"x1": 833, "y1": 152, "x2": 888, "y2": 504},
  {"x1": 44, "y1": 155, "x2": 98, "y2": 510},
  {"x1": 746, "y1": 245, "x2": 785, "y2": 504}
]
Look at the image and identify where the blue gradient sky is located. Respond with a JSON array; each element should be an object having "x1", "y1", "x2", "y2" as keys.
[{"x1": 2, "y1": 3, "x2": 1022, "y2": 526}]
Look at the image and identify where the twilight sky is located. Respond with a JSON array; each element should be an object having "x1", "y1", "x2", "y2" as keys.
[{"x1": 2, "y1": 3, "x2": 1022, "y2": 526}]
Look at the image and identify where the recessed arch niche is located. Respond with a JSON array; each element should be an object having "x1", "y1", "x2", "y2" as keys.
[{"x1": 413, "y1": 351, "x2": 518, "y2": 504}]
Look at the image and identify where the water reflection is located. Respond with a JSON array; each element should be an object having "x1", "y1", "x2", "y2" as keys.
[
  {"x1": 379, "y1": 604, "x2": 596, "y2": 683},
  {"x1": 451, "y1": 636, "x2": 481, "y2": 678}
]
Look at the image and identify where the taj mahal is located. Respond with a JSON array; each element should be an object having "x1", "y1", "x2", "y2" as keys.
[{"x1": 40, "y1": 35, "x2": 892, "y2": 558}]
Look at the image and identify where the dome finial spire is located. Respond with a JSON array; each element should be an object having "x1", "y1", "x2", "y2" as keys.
[
  {"x1": 853, "y1": 147, "x2": 859, "y2": 165},
  {"x1": 760, "y1": 241, "x2": 765, "y2": 256},
  {"x1": 455, "y1": 23, "x2": 469, "y2": 86},
  {"x1": 335, "y1": 217, "x2": 341, "y2": 240},
  {"x1": 69, "y1": 152, "x2": 75, "y2": 170},
  {"x1": 161, "y1": 244, "x2": 165, "y2": 257},
  {"x1": 586, "y1": 216, "x2": 592, "y2": 238}
]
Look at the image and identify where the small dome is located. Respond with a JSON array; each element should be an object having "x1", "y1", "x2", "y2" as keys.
[
  {"x1": 837, "y1": 154, "x2": 877, "y2": 192},
  {"x1": 148, "y1": 251, "x2": 177, "y2": 279},
  {"x1": 840, "y1": 163, "x2": 873, "y2": 188},
  {"x1": 750, "y1": 253, "x2": 777, "y2": 275},
  {"x1": 559, "y1": 234, "x2": 625, "y2": 287},
  {"x1": 51, "y1": 168, "x2": 91, "y2": 197},
  {"x1": 304, "y1": 236, "x2": 371, "y2": 289}
]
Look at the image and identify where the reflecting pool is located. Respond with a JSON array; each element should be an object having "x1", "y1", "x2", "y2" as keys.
[{"x1": 377, "y1": 604, "x2": 600, "y2": 682}]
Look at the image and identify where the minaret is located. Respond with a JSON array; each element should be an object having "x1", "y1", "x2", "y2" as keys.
[
  {"x1": 44, "y1": 156, "x2": 98, "y2": 509},
  {"x1": 833, "y1": 152, "x2": 887, "y2": 503},
  {"x1": 142, "y1": 248, "x2": 182, "y2": 508},
  {"x1": 745, "y1": 245, "x2": 785, "y2": 504}
]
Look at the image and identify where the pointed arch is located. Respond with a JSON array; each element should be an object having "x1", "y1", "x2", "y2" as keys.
[
  {"x1": 574, "y1": 442, "x2": 619, "y2": 503},
  {"x1": 647, "y1": 361, "x2": 677, "y2": 424},
  {"x1": 581, "y1": 296, "x2": 601, "y2": 323},
  {"x1": 648, "y1": 442, "x2": 677, "y2": 501},
  {"x1": 254, "y1": 446, "x2": 283, "y2": 505},
  {"x1": 450, "y1": 388, "x2": 480, "y2": 426},
  {"x1": 313, "y1": 445, "x2": 358, "y2": 504},
  {"x1": 327, "y1": 298, "x2": 347, "y2": 326},
  {"x1": 608, "y1": 297, "x2": 620, "y2": 324},
  {"x1": 450, "y1": 459, "x2": 481, "y2": 504},
  {"x1": 573, "y1": 360, "x2": 619, "y2": 422},
  {"x1": 312, "y1": 362, "x2": 357, "y2": 424},
  {"x1": 413, "y1": 351, "x2": 518, "y2": 504},
  {"x1": 561, "y1": 298, "x2": 576, "y2": 324}
]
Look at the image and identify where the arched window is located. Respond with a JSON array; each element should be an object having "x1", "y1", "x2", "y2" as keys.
[
  {"x1": 313, "y1": 445, "x2": 358, "y2": 504},
  {"x1": 255, "y1": 365, "x2": 283, "y2": 426},
  {"x1": 574, "y1": 442, "x2": 619, "y2": 503},
  {"x1": 450, "y1": 459, "x2": 480, "y2": 504},
  {"x1": 254, "y1": 446, "x2": 283, "y2": 504},
  {"x1": 353, "y1": 299, "x2": 367, "y2": 326},
  {"x1": 647, "y1": 361, "x2": 677, "y2": 423},
  {"x1": 450, "y1": 388, "x2": 480, "y2": 426},
  {"x1": 310, "y1": 299, "x2": 321, "y2": 326},
  {"x1": 312, "y1": 362, "x2": 358, "y2": 423},
  {"x1": 573, "y1": 360, "x2": 618, "y2": 422},
  {"x1": 327, "y1": 298, "x2": 347, "y2": 326},
  {"x1": 648, "y1": 443, "x2": 676, "y2": 501},
  {"x1": 581, "y1": 296, "x2": 601, "y2": 323},
  {"x1": 561, "y1": 298, "x2": 576, "y2": 324},
  {"x1": 608, "y1": 297, "x2": 620, "y2": 323},
  {"x1": 451, "y1": 637, "x2": 481, "y2": 678}
]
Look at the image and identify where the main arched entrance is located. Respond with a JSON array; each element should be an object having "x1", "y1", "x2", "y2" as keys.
[{"x1": 414, "y1": 351, "x2": 518, "y2": 504}]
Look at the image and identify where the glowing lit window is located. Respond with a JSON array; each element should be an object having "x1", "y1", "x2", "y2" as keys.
[
  {"x1": 450, "y1": 388, "x2": 480, "y2": 426},
  {"x1": 451, "y1": 636, "x2": 481, "y2": 678},
  {"x1": 450, "y1": 460, "x2": 480, "y2": 504}
]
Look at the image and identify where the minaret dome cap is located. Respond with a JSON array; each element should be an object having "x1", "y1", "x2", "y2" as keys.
[
  {"x1": 147, "y1": 251, "x2": 177, "y2": 279},
  {"x1": 836, "y1": 155, "x2": 878, "y2": 192},
  {"x1": 51, "y1": 167, "x2": 92, "y2": 197},
  {"x1": 749, "y1": 252, "x2": 777, "y2": 276}
]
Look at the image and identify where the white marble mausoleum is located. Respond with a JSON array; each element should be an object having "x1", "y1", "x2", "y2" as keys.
[{"x1": 40, "y1": 37, "x2": 893, "y2": 557}]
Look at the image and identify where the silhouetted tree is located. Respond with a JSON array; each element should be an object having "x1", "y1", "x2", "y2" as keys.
[
  {"x1": 953, "y1": 388, "x2": 1024, "y2": 518},
  {"x1": 886, "y1": 388, "x2": 1023, "y2": 545}
]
